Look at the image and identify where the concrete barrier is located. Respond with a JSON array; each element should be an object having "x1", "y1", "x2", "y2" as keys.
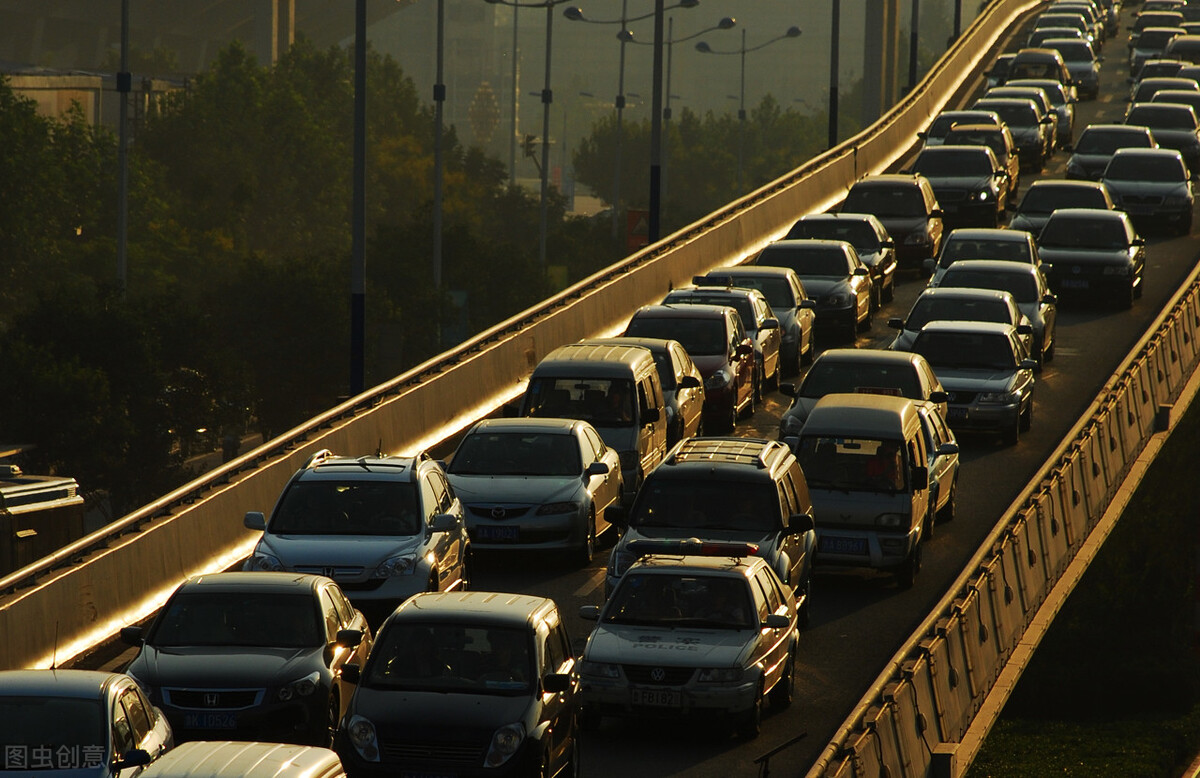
[
  {"x1": 979, "y1": 555, "x2": 1025, "y2": 657},
  {"x1": 1032, "y1": 490, "x2": 1070, "y2": 579}
]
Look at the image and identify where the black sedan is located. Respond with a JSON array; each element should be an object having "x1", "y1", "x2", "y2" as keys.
[
  {"x1": 1100, "y1": 147, "x2": 1195, "y2": 235},
  {"x1": 1036, "y1": 208, "x2": 1147, "y2": 307},
  {"x1": 122, "y1": 572, "x2": 371, "y2": 747},
  {"x1": 907, "y1": 145, "x2": 1010, "y2": 228},
  {"x1": 751, "y1": 239, "x2": 873, "y2": 341}
]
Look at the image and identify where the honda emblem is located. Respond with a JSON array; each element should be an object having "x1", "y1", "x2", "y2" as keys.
[{"x1": 204, "y1": 693, "x2": 220, "y2": 707}]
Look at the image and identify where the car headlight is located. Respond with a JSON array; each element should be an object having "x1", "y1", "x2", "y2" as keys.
[
  {"x1": 978, "y1": 391, "x2": 1019, "y2": 404},
  {"x1": 705, "y1": 369, "x2": 732, "y2": 390},
  {"x1": 875, "y1": 513, "x2": 908, "y2": 527},
  {"x1": 618, "y1": 450, "x2": 640, "y2": 471},
  {"x1": 1165, "y1": 195, "x2": 1192, "y2": 207},
  {"x1": 823, "y1": 293, "x2": 847, "y2": 306},
  {"x1": 580, "y1": 660, "x2": 621, "y2": 679},
  {"x1": 1102, "y1": 265, "x2": 1130, "y2": 276},
  {"x1": 537, "y1": 501, "x2": 580, "y2": 515},
  {"x1": 976, "y1": 189, "x2": 992, "y2": 201},
  {"x1": 373, "y1": 554, "x2": 417, "y2": 578},
  {"x1": 245, "y1": 551, "x2": 283, "y2": 572},
  {"x1": 485, "y1": 723, "x2": 526, "y2": 768},
  {"x1": 697, "y1": 667, "x2": 746, "y2": 683},
  {"x1": 904, "y1": 232, "x2": 930, "y2": 245},
  {"x1": 277, "y1": 671, "x2": 320, "y2": 701},
  {"x1": 346, "y1": 715, "x2": 380, "y2": 762}
]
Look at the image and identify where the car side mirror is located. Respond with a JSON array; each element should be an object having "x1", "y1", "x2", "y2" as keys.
[
  {"x1": 543, "y1": 673, "x2": 572, "y2": 694},
  {"x1": 1018, "y1": 324, "x2": 1033, "y2": 335},
  {"x1": 937, "y1": 442, "x2": 960, "y2": 457},
  {"x1": 1042, "y1": 293, "x2": 1058, "y2": 304},
  {"x1": 762, "y1": 317, "x2": 780, "y2": 329},
  {"x1": 112, "y1": 750, "x2": 152, "y2": 771},
  {"x1": 586, "y1": 461, "x2": 610, "y2": 477},
  {"x1": 922, "y1": 258, "x2": 937, "y2": 274},
  {"x1": 343, "y1": 663, "x2": 361, "y2": 684},
  {"x1": 641, "y1": 407, "x2": 661, "y2": 424},
  {"x1": 678, "y1": 374, "x2": 702, "y2": 389},
  {"x1": 917, "y1": 131, "x2": 929, "y2": 140},
  {"x1": 911, "y1": 465, "x2": 930, "y2": 486},
  {"x1": 579, "y1": 605, "x2": 602, "y2": 621},
  {"x1": 1132, "y1": 237, "x2": 1145, "y2": 246},
  {"x1": 337, "y1": 629, "x2": 365, "y2": 648},
  {"x1": 930, "y1": 390, "x2": 949, "y2": 404},
  {"x1": 119, "y1": 626, "x2": 144, "y2": 646},
  {"x1": 1019, "y1": 358, "x2": 1039, "y2": 370},
  {"x1": 853, "y1": 266, "x2": 870, "y2": 276},
  {"x1": 737, "y1": 342, "x2": 754, "y2": 357},
  {"x1": 244, "y1": 511, "x2": 266, "y2": 531},
  {"x1": 780, "y1": 383, "x2": 798, "y2": 398},
  {"x1": 430, "y1": 513, "x2": 461, "y2": 533},
  {"x1": 787, "y1": 512, "x2": 815, "y2": 534},
  {"x1": 799, "y1": 299, "x2": 817, "y2": 310},
  {"x1": 888, "y1": 317, "x2": 905, "y2": 330},
  {"x1": 882, "y1": 239, "x2": 896, "y2": 249},
  {"x1": 930, "y1": 208, "x2": 944, "y2": 218}
]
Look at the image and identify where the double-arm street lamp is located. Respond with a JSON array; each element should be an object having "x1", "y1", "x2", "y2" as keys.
[{"x1": 695, "y1": 25, "x2": 802, "y2": 193}]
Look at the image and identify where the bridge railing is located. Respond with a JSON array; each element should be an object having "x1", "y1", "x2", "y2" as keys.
[{"x1": 0, "y1": 0, "x2": 1044, "y2": 675}]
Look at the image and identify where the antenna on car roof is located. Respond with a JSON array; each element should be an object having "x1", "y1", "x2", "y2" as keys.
[
  {"x1": 50, "y1": 621, "x2": 58, "y2": 670},
  {"x1": 376, "y1": 440, "x2": 383, "y2": 457}
]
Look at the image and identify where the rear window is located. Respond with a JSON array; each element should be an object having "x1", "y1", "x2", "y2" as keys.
[
  {"x1": 796, "y1": 437, "x2": 909, "y2": 493},
  {"x1": 842, "y1": 185, "x2": 928, "y2": 218},
  {"x1": 798, "y1": 359, "x2": 921, "y2": 399},
  {"x1": 756, "y1": 245, "x2": 850, "y2": 276},
  {"x1": 905, "y1": 296, "x2": 1012, "y2": 331},
  {"x1": 1074, "y1": 128, "x2": 1153, "y2": 154},
  {"x1": 626, "y1": 314, "x2": 727, "y2": 356},
  {"x1": 939, "y1": 237, "x2": 1030, "y2": 267},
  {"x1": 1039, "y1": 215, "x2": 1131, "y2": 249},
  {"x1": 912, "y1": 331, "x2": 1018, "y2": 371},
  {"x1": 630, "y1": 479, "x2": 781, "y2": 533},
  {"x1": 1018, "y1": 185, "x2": 1108, "y2": 213},
  {"x1": 787, "y1": 219, "x2": 881, "y2": 250}
]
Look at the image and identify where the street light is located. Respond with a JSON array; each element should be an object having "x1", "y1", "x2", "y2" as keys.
[
  {"x1": 695, "y1": 25, "x2": 802, "y2": 192},
  {"x1": 564, "y1": 0, "x2": 698, "y2": 244},
  {"x1": 829, "y1": 0, "x2": 839, "y2": 150},
  {"x1": 486, "y1": 0, "x2": 573, "y2": 271}
]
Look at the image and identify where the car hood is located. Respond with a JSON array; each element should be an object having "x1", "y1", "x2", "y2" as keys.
[
  {"x1": 349, "y1": 686, "x2": 533, "y2": 733},
  {"x1": 447, "y1": 474, "x2": 582, "y2": 505},
  {"x1": 261, "y1": 533, "x2": 424, "y2": 566},
  {"x1": 873, "y1": 215, "x2": 930, "y2": 239},
  {"x1": 927, "y1": 174, "x2": 993, "y2": 192},
  {"x1": 584, "y1": 625, "x2": 751, "y2": 667},
  {"x1": 934, "y1": 367, "x2": 1022, "y2": 392},
  {"x1": 800, "y1": 277, "x2": 850, "y2": 297},
  {"x1": 130, "y1": 645, "x2": 318, "y2": 688},
  {"x1": 1103, "y1": 178, "x2": 1188, "y2": 197},
  {"x1": 1039, "y1": 245, "x2": 1133, "y2": 265},
  {"x1": 1008, "y1": 213, "x2": 1048, "y2": 235},
  {"x1": 810, "y1": 489, "x2": 914, "y2": 528}
]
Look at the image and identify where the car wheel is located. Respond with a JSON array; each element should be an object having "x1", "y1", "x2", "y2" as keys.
[
  {"x1": 922, "y1": 500, "x2": 935, "y2": 542},
  {"x1": 937, "y1": 480, "x2": 957, "y2": 524},
  {"x1": 1044, "y1": 330, "x2": 1055, "y2": 362},
  {"x1": 895, "y1": 543, "x2": 921, "y2": 589},
  {"x1": 1020, "y1": 397, "x2": 1033, "y2": 432},
  {"x1": 1003, "y1": 409, "x2": 1021, "y2": 446},
  {"x1": 802, "y1": 331, "x2": 816, "y2": 364},
  {"x1": 562, "y1": 730, "x2": 582, "y2": 778},
  {"x1": 795, "y1": 575, "x2": 812, "y2": 629},
  {"x1": 1119, "y1": 282, "x2": 1135, "y2": 310},
  {"x1": 575, "y1": 508, "x2": 596, "y2": 566},
  {"x1": 323, "y1": 691, "x2": 339, "y2": 748},
  {"x1": 737, "y1": 683, "x2": 764, "y2": 739},
  {"x1": 859, "y1": 303, "x2": 873, "y2": 332},
  {"x1": 740, "y1": 381, "x2": 756, "y2": 420},
  {"x1": 769, "y1": 651, "x2": 796, "y2": 710},
  {"x1": 884, "y1": 276, "x2": 896, "y2": 303},
  {"x1": 753, "y1": 359, "x2": 763, "y2": 403}
]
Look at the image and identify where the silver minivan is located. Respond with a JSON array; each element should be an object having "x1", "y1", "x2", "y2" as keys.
[
  {"x1": 139, "y1": 741, "x2": 345, "y2": 778},
  {"x1": 792, "y1": 393, "x2": 954, "y2": 589}
]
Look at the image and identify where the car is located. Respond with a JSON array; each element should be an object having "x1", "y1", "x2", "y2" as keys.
[
  {"x1": 749, "y1": 239, "x2": 873, "y2": 340},
  {"x1": 662, "y1": 285, "x2": 782, "y2": 401},
  {"x1": 776, "y1": 348, "x2": 948, "y2": 437},
  {"x1": 578, "y1": 542, "x2": 800, "y2": 738},
  {"x1": 928, "y1": 259, "x2": 1059, "y2": 366},
  {"x1": 1129, "y1": 27, "x2": 1188, "y2": 74},
  {"x1": 1042, "y1": 38, "x2": 1105, "y2": 100},
  {"x1": 1163, "y1": 31, "x2": 1200, "y2": 63},
  {"x1": 1149, "y1": 87, "x2": 1200, "y2": 117},
  {"x1": 1176, "y1": 63, "x2": 1200, "y2": 83},
  {"x1": 940, "y1": 123, "x2": 1023, "y2": 208},
  {"x1": 984, "y1": 53, "x2": 1018, "y2": 88},
  {"x1": 336, "y1": 591, "x2": 581, "y2": 778},
  {"x1": 1127, "y1": 74, "x2": 1199, "y2": 103},
  {"x1": 840, "y1": 173, "x2": 945, "y2": 272},
  {"x1": 581, "y1": 336, "x2": 706, "y2": 444},
  {"x1": 1008, "y1": 47, "x2": 1075, "y2": 88},
  {"x1": 1006, "y1": 78, "x2": 1078, "y2": 149},
  {"x1": 1130, "y1": 11, "x2": 1187, "y2": 50},
  {"x1": 972, "y1": 97, "x2": 1054, "y2": 169},
  {"x1": 137, "y1": 741, "x2": 347, "y2": 778},
  {"x1": 914, "y1": 399, "x2": 961, "y2": 525},
  {"x1": 926, "y1": 227, "x2": 1042, "y2": 285},
  {"x1": 1065, "y1": 123, "x2": 1159, "y2": 179},
  {"x1": 1133, "y1": 57, "x2": 1186, "y2": 80},
  {"x1": 1036, "y1": 207, "x2": 1148, "y2": 307},
  {"x1": 121, "y1": 572, "x2": 371, "y2": 747},
  {"x1": 0, "y1": 669, "x2": 174, "y2": 777},
  {"x1": 1050, "y1": 1, "x2": 1106, "y2": 40},
  {"x1": 1034, "y1": 13, "x2": 1095, "y2": 46},
  {"x1": 691, "y1": 267, "x2": 818, "y2": 374},
  {"x1": 784, "y1": 211, "x2": 899, "y2": 307},
  {"x1": 623, "y1": 304, "x2": 755, "y2": 434},
  {"x1": 1028, "y1": 26, "x2": 1085, "y2": 49},
  {"x1": 917, "y1": 109, "x2": 1004, "y2": 146},
  {"x1": 1100, "y1": 146, "x2": 1195, "y2": 235},
  {"x1": 910, "y1": 321, "x2": 1038, "y2": 445},
  {"x1": 443, "y1": 417, "x2": 623, "y2": 564},
  {"x1": 887, "y1": 287, "x2": 1034, "y2": 356},
  {"x1": 984, "y1": 85, "x2": 1060, "y2": 152},
  {"x1": 1008, "y1": 179, "x2": 1117, "y2": 236},
  {"x1": 906, "y1": 145, "x2": 1010, "y2": 228},
  {"x1": 603, "y1": 437, "x2": 817, "y2": 616},
  {"x1": 242, "y1": 450, "x2": 472, "y2": 625}
]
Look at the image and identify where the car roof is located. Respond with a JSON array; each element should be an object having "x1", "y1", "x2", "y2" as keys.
[
  {"x1": 627, "y1": 554, "x2": 767, "y2": 577},
  {"x1": 918, "y1": 144, "x2": 996, "y2": 157},
  {"x1": 1109, "y1": 146, "x2": 1184, "y2": 160},
  {"x1": 1024, "y1": 178, "x2": 1108, "y2": 191},
  {"x1": 945, "y1": 227, "x2": 1030, "y2": 241},
  {"x1": 802, "y1": 393, "x2": 923, "y2": 437},
  {"x1": 941, "y1": 259, "x2": 1040, "y2": 275},
  {"x1": 1043, "y1": 206, "x2": 1129, "y2": 222},
  {"x1": 704, "y1": 265, "x2": 798, "y2": 279},
  {"x1": 811, "y1": 347, "x2": 926, "y2": 366},
  {"x1": 581, "y1": 336, "x2": 682, "y2": 356},
  {"x1": 630, "y1": 303, "x2": 732, "y2": 321},
  {"x1": 298, "y1": 453, "x2": 422, "y2": 482},
  {"x1": 470, "y1": 417, "x2": 582, "y2": 434},
  {"x1": 0, "y1": 669, "x2": 125, "y2": 699},
  {"x1": 764, "y1": 238, "x2": 854, "y2": 251},
  {"x1": 667, "y1": 286, "x2": 766, "y2": 303},
  {"x1": 1078, "y1": 123, "x2": 1154, "y2": 136},
  {"x1": 850, "y1": 173, "x2": 924, "y2": 187},
  {"x1": 796, "y1": 212, "x2": 885, "y2": 226},
  {"x1": 658, "y1": 437, "x2": 794, "y2": 475},
  {"x1": 390, "y1": 591, "x2": 557, "y2": 627},
  {"x1": 915, "y1": 286, "x2": 1017, "y2": 303},
  {"x1": 918, "y1": 319, "x2": 1019, "y2": 336},
  {"x1": 943, "y1": 123, "x2": 1010, "y2": 136},
  {"x1": 139, "y1": 741, "x2": 345, "y2": 778},
  {"x1": 179, "y1": 571, "x2": 328, "y2": 594}
]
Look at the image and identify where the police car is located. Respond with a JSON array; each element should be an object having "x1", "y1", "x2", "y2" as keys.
[{"x1": 577, "y1": 540, "x2": 800, "y2": 738}]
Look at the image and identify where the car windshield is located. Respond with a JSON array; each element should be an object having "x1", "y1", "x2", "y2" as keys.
[
  {"x1": 0, "y1": 697, "x2": 106, "y2": 761},
  {"x1": 1019, "y1": 186, "x2": 1107, "y2": 213},
  {"x1": 604, "y1": 573, "x2": 756, "y2": 629},
  {"x1": 1140, "y1": 29, "x2": 1184, "y2": 47},
  {"x1": 944, "y1": 131, "x2": 1006, "y2": 160},
  {"x1": 1038, "y1": 216, "x2": 1130, "y2": 248},
  {"x1": 905, "y1": 297, "x2": 1011, "y2": 331},
  {"x1": 364, "y1": 624, "x2": 533, "y2": 695},
  {"x1": 1128, "y1": 106, "x2": 1198, "y2": 129},
  {"x1": 913, "y1": 331, "x2": 1019, "y2": 370},
  {"x1": 525, "y1": 377, "x2": 636, "y2": 428},
  {"x1": 796, "y1": 436, "x2": 909, "y2": 493},
  {"x1": 939, "y1": 268, "x2": 1039, "y2": 302},
  {"x1": 979, "y1": 102, "x2": 1038, "y2": 127},
  {"x1": 757, "y1": 245, "x2": 849, "y2": 276},
  {"x1": 788, "y1": 219, "x2": 881, "y2": 250},
  {"x1": 1104, "y1": 154, "x2": 1185, "y2": 181},
  {"x1": 914, "y1": 151, "x2": 993, "y2": 176},
  {"x1": 1052, "y1": 42, "x2": 1095, "y2": 62},
  {"x1": 270, "y1": 480, "x2": 421, "y2": 535},
  {"x1": 718, "y1": 276, "x2": 796, "y2": 309},
  {"x1": 625, "y1": 315, "x2": 726, "y2": 356},
  {"x1": 151, "y1": 592, "x2": 322, "y2": 647},
  {"x1": 629, "y1": 480, "x2": 779, "y2": 533},
  {"x1": 448, "y1": 430, "x2": 582, "y2": 476},
  {"x1": 939, "y1": 238, "x2": 1030, "y2": 267},
  {"x1": 798, "y1": 359, "x2": 921, "y2": 399},
  {"x1": 842, "y1": 186, "x2": 928, "y2": 217},
  {"x1": 669, "y1": 293, "x2": 756, "y2": 330},
  {"x1": 1074, "y1": 129, "x2": 1150, "y2": 153}
]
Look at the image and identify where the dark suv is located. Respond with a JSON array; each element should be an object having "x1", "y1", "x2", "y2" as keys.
[
  {"x1": 336, "y1": 591, "x2": 580, "y2": 778},
  {"x1": 624, "y1": 304, "x2": 755, "y2": 434},
  {"x1": 604, "y1": 437, "x2": 817, "y2": 624},
  {"x1": 243, "y1": 449, "x2": 472, "y2": 625},
  {"x1": 841, "y1": 174, "x2": 944, "y2": 272}
]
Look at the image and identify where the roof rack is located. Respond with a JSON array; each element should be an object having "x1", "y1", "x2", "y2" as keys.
[{"x1": 666, "y1": 438, "x2": 779, "y2": 469}]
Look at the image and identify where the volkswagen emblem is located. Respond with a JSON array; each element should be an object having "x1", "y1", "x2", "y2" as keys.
[
  {"x1": 491, "y1": 507, "x2": 507, "y2": 520},
  {"x1": 204, "y1": 693, "x2": 220, "y2": 707},
  {"x1": 650, "y1": 667, "x2": 666, "y2": 682}
]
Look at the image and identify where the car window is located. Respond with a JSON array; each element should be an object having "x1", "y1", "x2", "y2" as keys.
[
  {"x1": 731, "y1": 314, "x2": 747, "y2": 348},
  {"x1": 320, "y1": 589, "x2": 341, "y2": 640},
  {"x1": 544, "y1": 625, "x2": 566, "y2": 675},
  {"x1": 1039, "y1": 216, "x2": 1131, "y2": 249},
  {"x1": 798, "y1": 359, "x2": 922, "y2": 399},
  {"x1": 365, "y1": 624, "x2": 533, "y2": 694},
  {"x1": 630, "y1": 480, "x2": 781, "y2": 532},
  {"x1": 583, "y1": 426, "x2": 606, "y2": 459},
  {"x1": 449, "y1": 430, "x2": 585, "y2": 476},
  {"x1": 843, "y1": 185, "x2": 929, "y2": 217},
  {"x1": 0, "y1": 696, "x2": 106, "y2": 765},
  {"x1": 625, "y1": 314, "x2": 727, "y2": 356},
  {"x1": 913, "y1": 331, "x2": 1019, "y2": 370},
  {"x1": 329, "y1": 584, "x2": 356, "y2": 625},
  {"x1": 906, "y1": 296, "x2": 1011, "y2": 330},
  {"x1": 940, "y1": 268, "x2": 1038, "y2": 302},
  {"x1": 111, "y1": 699, "x2": 133, "y2": 755},
  {"x1": 271, "y1": 480, "x2": 421, "y2": 536},
  {"x1": 152, "y1": 591, "x2": 323, "y2": 648},
  {"x1": 1105, "y1": 153, "x2": 1185, "y2": 181},
  {"x1": 750, "y1": 576, "x2": 772, "y2": 621},
  {"x1": 797, "y1": 437, "x2": 908, "y2": 492},
  {"x1": 119, "y1": 689, "x2": 152, "y2": 745}
]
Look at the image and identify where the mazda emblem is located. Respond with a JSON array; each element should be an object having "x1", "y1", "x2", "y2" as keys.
[
  {"x1": 491, "y1": 507, "x2": 507, "y2": 520},
  {"x1": 650, "y1": 667, "x2": 666, "y2": 682},
  {"x1": 204, "y1": 693, "x2": 219, "y2": 707}
]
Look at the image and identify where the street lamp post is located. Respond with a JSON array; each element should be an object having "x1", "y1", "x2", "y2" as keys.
[
  {"x1": 695, "y1": 25, "x2": 801, "y2": 194},
  {"x1": 908, "y1": 0, "x2": 920, "y2": 93},
  {"x1": 829, "y1": 0, "x2": 839, "y2": 150},
  {"x1": 351, "y1": 0, "x2": 366, "y2": 395},
  {"x1": 433, "y1": 0, "x2": 445, "y2": 294}
]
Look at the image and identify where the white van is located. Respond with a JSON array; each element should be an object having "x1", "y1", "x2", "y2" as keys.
[
  {"x1": 138, "y1": 742, "x2": 345, "y2": 778},
  {"x1": 792, "y1": 394, "x2": 954, "y2": 589}
]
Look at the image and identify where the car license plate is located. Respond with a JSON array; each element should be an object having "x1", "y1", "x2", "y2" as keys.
[
  {"x1": 477, "y1": 525, "x2": 519, "y2": 541},
  {"x1": 632, "y1": 688, "x2": 681, "y2": 707},
  {"x1": 819, "y1": 536, "x2": 868, "y2": 555},
  {"x1": 948, "y1": 407, "x2": 968, "y2": 421},
  {"x1": 1060, "y1": 279, "x2": 1089, "y2": 289},
  {"x1": 183, "y1": 712, "x2": 237, "y2": 729}
]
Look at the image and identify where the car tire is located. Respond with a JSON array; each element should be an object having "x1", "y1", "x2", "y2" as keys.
[
  {"x1": 1004, "y1": 410, "x2": 1021, "y2": 446},
  {"x1": 795, "y1": 574, "x2": 812, "y2": 629},
  {"x1": 769, "y1": 651, "x2": 796, "y2": 710},
  {"x1": 753, "y1": 360, "x2": 763, "y2": 404},
  {"x1": 922, "y1": 500, "x2": 935, "y2": 542},
  {"x1": 575, "y1": 508, "x2": 596, "y2": 566},
  {"x1": 1120, "y1": 282, "x2": 1135, "y2": 310},
  {"x1": 1044, "y1": 330, "x2": 1056, "y2": 362},
  {"x1": 802, "y1": 332, "x2": 816, "y2": 364},
  {"x1": 1020, "y1": 397, "x2": 1033, "y2": 432},
  {"x1": 737, "y1": 683, "x2": 764, "y2": 739},
  {"x1": 323, "y1": 691, "x2": 339, "y2": 748},
  {"x1": 741, "y1": 381, "x2": 756, "y2": 420},
  {"x1": 937, "y1": 480, "x2": 957, "y2": 524},
  {"x1": 884, "y1": 276, "x2": 896, "y2": 303},
  {"x1": 895, "y1": 543, "x2": 921, "y2": 589}
]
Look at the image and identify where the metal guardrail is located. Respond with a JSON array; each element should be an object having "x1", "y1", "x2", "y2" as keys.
[{"x1": 801, "y1": 236, "x2": 1200, "y2": 777}]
